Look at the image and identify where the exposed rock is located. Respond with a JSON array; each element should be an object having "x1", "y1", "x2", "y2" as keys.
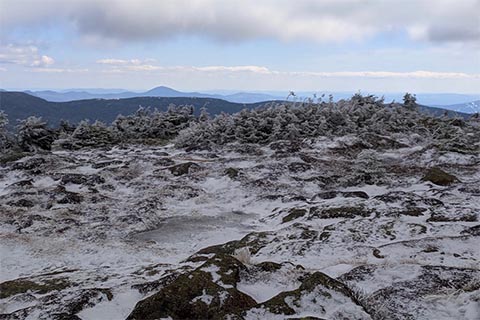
[
  {"x1": 0, "y1": 151, "x2": 29, "y2": 165},
  {"x1": 127, "y1": 254, "x2": 256, "y2": 320},
  {"x1": 461, "y1": 225, "x2": 480, "y2": 236},
  {"x1": 6, "y1": 198, "x2": 34, "y2": 208},
  {"x1": 57, "y1": 191, "x2": 84, "y2": 204},
  {"x1": 12, "y1": 157, "x2": 46, "y2": 172},
  {"x1": 397, "y1": 207, "x2": 427, "y2": 217},
  {"x1": 154, "y1": 157, "x2": 175, "y2": 167},
  {"x1": 342, "y1": 191, "x2": 369, "y2": 199},
  {"x1": 427, "y1": 212, "x2": 477, "y2": 222},
  {"x1": 50, "y1": 314, "x2": 83, "y2": 320},
  {"x1": 7, "y1": 179, "x2": 33, "y2": 189},
  {"x1": 282, "y1": 208, "x2": 307, "y2": 223},
  {"x1": 168, "y1": 162, "x2": 201, "y2": 176},
  {"x1": 201, "y1": 232, "x2": 272, "y2": 257},
  {"x1": 251, "y1": 272, "x2": 370, "y2": 318},
  {"x1": 224, "y1": 167, "x2": 239, "y2": 179},
  {"x1": 92, "y1": 160, "x2": 123, "y2": 169},
  {"x1": 131, "y1": 273, "x2": 180, "y2": 294},
  {"x1": 422, "y1": 167, "x2": 459, "y2": 186},
  {"x1": 0, "y1": 278, "x2": 71, "y2": 299},
  {"x1": 364, "y1": 266, "x2": 480, "y2": 320},
  {"x1": 288, "y1": 162, "x2": 312, "y2": 172},
  {"x1": 312, "y1": 191, "x2": 338, "y2": 200},
  {"x1": 312, "y1": 190, "x2": 369, "y2": 200},
  {"x1": 308, "y1": 206, "x2": 372, "y2": 219},
  {"x1": 63, "y1": 288, "x2": 113, "y2": 315},
  {"x1": 60, "y1": 173, "x2": 105, "y2": 186}
]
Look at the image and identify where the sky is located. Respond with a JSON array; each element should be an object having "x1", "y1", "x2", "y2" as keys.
[{"x1": 0, "y1": 0, "x2": 479, "y2": 93}]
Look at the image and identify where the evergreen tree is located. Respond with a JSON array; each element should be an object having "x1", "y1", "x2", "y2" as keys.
[
  {"x1": 0, "y1": 111, "x2": 11, "y2": 152},
  {"x1": 16, "y1": 116, "x2": 56, "y2": 152},
  {"x1": 403, "y1": 93, "x2": 417, "y2": 110}
]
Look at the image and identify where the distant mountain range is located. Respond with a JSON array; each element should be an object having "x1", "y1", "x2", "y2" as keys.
[
  {"x1": 434, "y1": 100, "x2": 480, "y2": 114},
  {"x1": 24, "y1": 86, "x2": 282, "y2": 104},
  {"x1": 20, "y1": 86, "x2": 480, "y2": 114},
  {"x1": 0, "y1": 91, "x2": 472, "y2": 129},
  {"x1": 0, "y1": 91, "x2": 279, "y2": 128}
]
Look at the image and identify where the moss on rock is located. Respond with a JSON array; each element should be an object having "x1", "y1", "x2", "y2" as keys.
[
  {"x1": 257, "y1": 271, "x2": 365, "y2": 316},
  {"x1": 282, "y1": 209, "x2": 307, "y2": 223},
  {"x1": 224, "y1": 167, "x2": 239, "y2": 179},
  {"x1": 0, "y1": 278, "x2": 71, "y2": 299},
  {"x1": 422, "y1": 167, "x2": 458, "y2": 186},
  {"x1": 308, "y1": 206, "x2": 372, "y2": 219},
  {"x1": 127, "y1": 254, "x2": 256, "y2": 320},
  {"x1": 168, "y1": 162, "x2": 201, "y2": 176}
]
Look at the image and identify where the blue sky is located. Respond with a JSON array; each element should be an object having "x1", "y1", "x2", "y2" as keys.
[{"x1": 0, "y1": 0, "x2": 479, "y2": 93}]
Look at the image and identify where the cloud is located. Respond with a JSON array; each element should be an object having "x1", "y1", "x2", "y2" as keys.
[
  {"x1": 31, "y1": 55, "x2": 55, "y2": 67},
  {"x1": 0, "y1": 44, "x2": 39, "y2": 65},
  {"x1": 31, "y1": 67, "x2": 88, "y2": 73},
  {"x1": 1, "y1": 0, "x2": 478, "y2": 44},
  {"x1": 96, "y1": 58, "x2": 151, "y2": 65},
  {"x1": 193, "y1": 66, "x2": 271, "y2": 74},
  {"x1": 292, "y1": 70, "x2": 479, "y2": 79},
  {"x1": 0, "y1": 44, "x2": 55, "y2": 67},
  {"x1": 97, "y1": 60, "x2": 480, "y2": 79},
  {"x1": 96, "y1": 58, "x2": 162, "y2": 72}
]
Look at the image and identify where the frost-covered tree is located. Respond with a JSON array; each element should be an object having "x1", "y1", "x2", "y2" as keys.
[
  {"x1": 69, "y1": 120, "x2": 117, "y2": 148},
  {"x1": 199, "y1": 106, "x2": 210, "y2": 122},
  {"x1": 16, "y1": 116, "x2": 56, "y2": 152},
  {"x1": 403, "y1": 93, "x2": 417, "y2": 110},
  {"x1": 0, "y1": 111, "x2": 11, "y2": 152},
  {"x1": 112, "y1": 106, "x2": 195, "y2": 142},
  {"x1": 173, "y1": 93, "x2": 480, "y2": 154},
  {"x1": 58, "y1": 120, "x2": 76, "y2": 135}
]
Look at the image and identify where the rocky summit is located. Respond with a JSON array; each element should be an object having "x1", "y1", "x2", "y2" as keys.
[{"x1": 0, "y1": 100, "x2": 479, "y2": 320}]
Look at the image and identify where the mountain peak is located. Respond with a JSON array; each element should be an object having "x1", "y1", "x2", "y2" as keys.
[{"x1": 145, "y1": 86, "x2": 180, "y2": 94}]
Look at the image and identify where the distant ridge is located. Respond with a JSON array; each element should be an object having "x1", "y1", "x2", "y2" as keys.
[
  {"x1": 23, "y1": 86, "x2": 281, "y2": 103},
  {"x1": 0, "y1": 91, "x2": 270, "y2": 127},
  {"x1": 18, "y1": 87, "x2": 480, "y2": 113},
  {"x1": 0, "y1": 91, "x2": 472, "y2": 129},
  {"x1": 435, "y1": 100, "x2": 480, "y2": 114}
]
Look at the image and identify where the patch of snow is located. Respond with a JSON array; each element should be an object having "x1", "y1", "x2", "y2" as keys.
[
  {"x1": 78, "y1": 288, "x2": 144, "y2": 320},
  {"x1": 191, "y1": 289, "x2": 214, "y2": 305}
]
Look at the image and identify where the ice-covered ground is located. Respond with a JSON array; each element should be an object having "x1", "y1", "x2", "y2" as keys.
[{"x1": 0, "y1": 134, "x2": 479, "y2": 319}]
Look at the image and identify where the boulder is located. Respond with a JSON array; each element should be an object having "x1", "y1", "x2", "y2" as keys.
[
  {"x1": 224, "y1": 167, "x2": 239, "y2": 179},
  {"x1": 308, "y1": 206, "x2": 372, "y2": 219},
  {"x1": 282, "y1": 208, "x2": 307, "y2": 223},
  {"x1": 127, "y1": 254, "x2": 256, "y2": 320},
  {"x1": 168, "y1": 162, "x2": 201, "y2": 176},
  {"x1": 249, "y1": 272, "x2": 370, "y2": 319},
  {"x1": 422, "y1": 167, "x2": 458, "y2": 186}
]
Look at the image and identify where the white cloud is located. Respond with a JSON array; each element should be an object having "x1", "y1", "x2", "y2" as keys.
[
  {"x1": 31, "y1": 67, "x2": 88, "y2": 73},
  {"x1": 0, "y1": 44, "x2": 39, "y2": 65},
  {"x1": 292, "y1": 70, "x2": 479, "y2": 79},
  {"x1": 0, "y1": 44, "x2": 55, "y2": 68},
  {"x1": 96, "y1": 58, "x2": 160, "y2": 72},
  {"x1": 1, "y1": 0, "x2": 478, "y2": 44},
  {"x1": 193, "y1": 66, "x2": 271, "y2": 74},
  {"x1": 97, "y1": 60, "x2": 480, "y2": 80},
  {"x1": 96, "y1": 58, "x2": 152, "y2": 65},
  {"x1": 31, "y1": 55, "x2": 55, "y2": 67}
]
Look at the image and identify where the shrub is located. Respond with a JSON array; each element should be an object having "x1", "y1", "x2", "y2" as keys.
[
  {"x1": 174, "y1": 94, "x2": 480, "y2": 152},
  {"x1": 0, "y1": 111, "x2": 11, "y2": 152},
  {"x1": 16, "y1": 116, "x2": 56, "y2": 152}
]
